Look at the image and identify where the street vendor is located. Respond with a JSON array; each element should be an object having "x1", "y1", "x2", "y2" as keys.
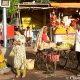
[
  {"x1": 34, "y1": 26, "x2": 56, "y2": 52},
  {"x1": 75, "y1": 20, "x2": 80, "y2": 76}
]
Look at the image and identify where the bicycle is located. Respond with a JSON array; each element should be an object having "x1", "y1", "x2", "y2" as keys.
[
  {"x1": 35, "y1": 49, "x2": 45, "y2": 70},
  {"x1": 68, "y1": 50, "x2": 78, "y2": 70},
  {"x1": 35, "y1": 48, "x2": 59, "y2": 73},
  {"x1": 58, "y1": 49, "x2": 78, "y2": 70},
  {"x1": 58, "y1": 50, "x2": 68, "y2": 67}
]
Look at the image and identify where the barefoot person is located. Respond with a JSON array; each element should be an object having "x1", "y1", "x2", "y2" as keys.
[{"x1": 11, "y1": 28, "x2": 26, "y2": 78}]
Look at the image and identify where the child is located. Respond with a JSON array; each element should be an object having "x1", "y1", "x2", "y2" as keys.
[{"x1": 0, "y1": 49, "x2": 7, "y2": 70}]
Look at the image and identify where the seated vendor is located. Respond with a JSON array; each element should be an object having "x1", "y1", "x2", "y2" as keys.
[
  {"x1": 42, "y1": 26, "x2": 51, "y2": 43},
  {"x1": 0, "y1": 49, "x2": 7, "y2": 70},
  {"x1": 34, "y1": 26, "x2": 56, "y2": 52}
]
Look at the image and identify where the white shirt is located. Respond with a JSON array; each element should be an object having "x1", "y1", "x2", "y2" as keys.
[
  {"x1": 63, "y1": 16, "x2": 71, "y2": 27},
  {"x1": 75, "y1": 30, "x2": 80, "y2": 52},
  {"x1": 24, "y1": 30, "x2": 33, "y2": 37}
]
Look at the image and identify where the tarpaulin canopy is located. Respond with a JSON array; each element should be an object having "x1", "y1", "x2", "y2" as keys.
[{"x1": 50, "y1": 3, "x2": 80, "y2": 8}]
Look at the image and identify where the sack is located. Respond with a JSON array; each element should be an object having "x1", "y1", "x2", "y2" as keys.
[{"x1": 39, "y1": 42, "x2": 49, "y2": 50}]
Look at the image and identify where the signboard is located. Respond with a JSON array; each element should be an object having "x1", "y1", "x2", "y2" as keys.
[
  {"x1": 0, "y1": 0, "x2": 10, "y2": 7},
  {"x1": 22, "y1": 17, "x2": 32, "y2": 29},
  {"x1": 21, "y1": 13, "x2": 43, "y2": 29},
  {"x1": 0, "y1": 26, "x2": 14, "y2": 40},
  {"x1": 54, "y1": 34, "x2": 75, "y2": 44}
]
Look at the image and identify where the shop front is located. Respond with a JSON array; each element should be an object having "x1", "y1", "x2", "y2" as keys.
[
  {"x1": 15, "y1": 2, "x2": 53, "y2": 42},
  {"x1": 15, "y1": 2, "x2": 53, "y2": 29},
  {"x1": 49, "y1": 3, "x2": 80, "y2": 49}
]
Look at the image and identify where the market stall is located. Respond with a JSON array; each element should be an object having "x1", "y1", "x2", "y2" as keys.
[
  {"x1": 15, "y1": 2, "x2": 53, "y2": 42},
  {"x1": 49, "y1": 3, "x2": 80, "y2": 50}
]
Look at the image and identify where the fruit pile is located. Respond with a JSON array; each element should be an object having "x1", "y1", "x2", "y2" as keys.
[
  {"x1": 54, "y1": 25, "x2": 75, "y2": 34},
  {"x1": 67, "y1": 26, "x2": 76, "y2": 34},
  {"x1": 55, "y1": 42, "x2": 74, "y2": 50},
  {"x1": 54, "y1": 25, "x2": 66, "y2": 34}
]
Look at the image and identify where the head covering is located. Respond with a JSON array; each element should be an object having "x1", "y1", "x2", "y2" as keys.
[{"x1": 34, "y1": 26, "x2": 48, "y2": 52}]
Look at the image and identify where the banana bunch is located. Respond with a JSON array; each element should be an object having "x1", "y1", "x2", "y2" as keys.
[{"x1": 56, "y1": 42, "x2": 74, "y2": 49}]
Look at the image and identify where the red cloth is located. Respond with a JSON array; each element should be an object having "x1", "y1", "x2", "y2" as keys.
[{"x1": 42, "y1": 33, "x2": 48, "y2": 42}]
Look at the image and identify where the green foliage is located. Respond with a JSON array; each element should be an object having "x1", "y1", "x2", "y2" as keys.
[
  {"x1": 3, "y1": 0, "x2": 80, "y2": 16},
  {"x1": 22, "y1": 0, "x2": 56, "y2": 2},
  {"x1": 35, "y1": 0, "x2": 50, "y2": 3},
  {"x1": 20, "y1": 0, "x2": 33, "y2": 2},
  {"x1": 7, "y1": 0, "x2": 20, "y2": 15},
  {"x1": 23, "y1": 0, "x2": 54, "y2": 2}
]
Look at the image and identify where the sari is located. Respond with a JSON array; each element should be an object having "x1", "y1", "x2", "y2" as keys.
[
  {"x1": 34, "y1": 26, "x2": 56, "y2": 52},
  {"x1": 11, "y1": 35, "x2": 26, "y2": 69}
]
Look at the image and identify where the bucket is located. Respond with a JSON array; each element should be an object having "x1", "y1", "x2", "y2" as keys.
[{"x1": 26, "y1": 59, "x2": 35, "y2": 70}]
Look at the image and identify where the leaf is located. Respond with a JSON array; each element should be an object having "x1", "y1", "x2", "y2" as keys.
[{"x1": 7, "y1": 0, "x2": 20, "y2": 15}]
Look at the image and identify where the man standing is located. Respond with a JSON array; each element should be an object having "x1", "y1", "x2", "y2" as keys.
[
  {"x1": 24, "y1": 26, "x2": 33, "y2": 46},
  {"x1": 75, "y1": 20, "x2": 80, "y2": 76}
]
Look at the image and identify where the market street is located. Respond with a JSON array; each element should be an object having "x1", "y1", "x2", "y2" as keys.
[
  {"x1": 0, "y1": 46, "x2": 80, "y2": 80},
  {"x1": 1, "y1": 65, "x2": 79, "y2": 80}
]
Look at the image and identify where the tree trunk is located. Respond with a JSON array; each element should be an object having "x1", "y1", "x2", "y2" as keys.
[{"x1": 9, "y1": 14, "x2": 13, "y2": 24}]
